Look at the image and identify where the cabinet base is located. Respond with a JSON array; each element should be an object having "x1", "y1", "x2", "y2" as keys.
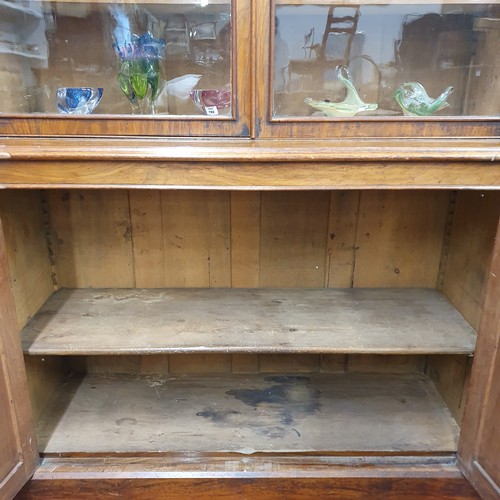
[{"x1": 16, "y1": 456, "x2": 480, "y2": 499}]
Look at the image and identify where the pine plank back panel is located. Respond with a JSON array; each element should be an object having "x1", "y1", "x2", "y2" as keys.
[
  {"x1": 45, "y1": 189, "x2": 452, "y2": 290},
  {"x1": 353, "y1": 191, "x2": 449, "y2": 288},
  {"x1": 259, "y1": 191, "x2": 330, "y2": 287},
  {"x1": 47, "y1": 190, "x2": 134, "y2": 288}
]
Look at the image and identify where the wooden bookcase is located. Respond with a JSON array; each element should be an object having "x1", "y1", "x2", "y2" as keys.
[{"x1": 0, "y1": 1, "x2": 499, "y2": 499}]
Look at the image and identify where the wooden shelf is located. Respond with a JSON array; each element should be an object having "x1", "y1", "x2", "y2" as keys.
[
  {"x1": 36, "y1": 372, "x2": 460, "y2": 454},
  {"x1": 22, "y1": 288, "x2": 476, "y2": 355}
]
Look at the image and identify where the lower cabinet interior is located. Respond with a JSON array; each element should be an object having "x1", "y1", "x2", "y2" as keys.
[{"x1": 1, "y1": 188, "x2": 498, "y2": 458}]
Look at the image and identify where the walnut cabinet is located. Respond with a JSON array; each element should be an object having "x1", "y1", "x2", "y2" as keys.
[{"x1": 0, "y1": 0, "x2": 499, "y2": 499}]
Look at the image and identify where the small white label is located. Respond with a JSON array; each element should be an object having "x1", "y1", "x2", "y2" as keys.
[
  {"x1": 205, "y1": 106, "x2": 218, "y2": 115},
  {"x1": 475, "y1": 70, "x2": 481, "y2": 77}
]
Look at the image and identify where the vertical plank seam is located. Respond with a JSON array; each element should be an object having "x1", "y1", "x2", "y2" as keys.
[
  {"x1": 41, "y1": 190, "x2": 58, "y2": 291},
  {"x1": 249, "y1": 0, "x2": 257, "y2": 138},
  {"x1": 229, "y1": 191, "x2": 234, "y2": 288},
  {"x1": 258, "y1": 191, "x2": 263, "y2": 288},
  {"x1": 436, "y1": 190, "x2": 457, "y2": 291},
  {"x1": 207, "y1": 192, "x2": 212, "y2": 288},
  {"x1": 350, "y1": 191, "x2": 362, "y2": 288},
  {"x1": 257, "y1": 191, "x2": 262, "y2": 372},
  {"x1": 159, "y1": 190, "x2": 166, "y2": 287},
  {"x1": 126, "y1": 190, "x2": 136, "y2": 289},
  {"x1": 325, "y1": 191, "x2": 333, "y2": 288}
]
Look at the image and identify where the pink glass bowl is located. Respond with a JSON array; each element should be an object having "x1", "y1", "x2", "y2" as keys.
[{"x1": 189, "y1": 89, "x2": 231, "y2": 114}]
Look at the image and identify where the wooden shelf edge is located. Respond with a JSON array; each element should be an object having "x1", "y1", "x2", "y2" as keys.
[
  {"x1": 31, "y1": 454, "x2": 463, "y2": 478},
  {"x1": 21, "y1": 288, "x2": 477, "y2": 356},
  {"x1": 24, "y1": 347, "x2": 476, "y2": 356}
]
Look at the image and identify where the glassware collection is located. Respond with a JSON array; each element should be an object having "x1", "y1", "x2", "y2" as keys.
[
  {"x1": 0, "y1": 0, "x2": 497, "y2": 118},
  {"x1": 0, "y1": 0, "x2": 232, "y2": 116},
  {"x1": 304, "y1": 66, "x2": 453, "y2": 118},
  {"x1": 273, "y1": 2, "x2": 498, "y2": 119}
]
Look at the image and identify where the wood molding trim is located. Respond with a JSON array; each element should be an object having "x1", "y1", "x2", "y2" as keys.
[{"x1": 17, "y1": 456, "x2": 480, "y2": 500}]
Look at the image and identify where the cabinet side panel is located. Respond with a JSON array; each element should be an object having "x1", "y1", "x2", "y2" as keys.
[
  {"x1": 47, "y1": 190, "x2": 134, "y2": 288},
  {"x1": 442, "y1": 191, "x2": 500, "y2": 330},
  {"x1": 427, "y1": 355, "x2": 471, "y2": 424},
  {"x1": 0, "y1": 190, "x2": 54, "y2": 328},
  {"x1": 353, "y1": 191, "x2": 449, "y2": 288},
  {"x1": 475, "y1": 346, "x2": 500, "y2": 493},
  {"x1": 0, "y1": 343, "x2": 19, "y2": 481},
  {"x1": 24, "y1": 356, "x2": 68, "y2": 422}
]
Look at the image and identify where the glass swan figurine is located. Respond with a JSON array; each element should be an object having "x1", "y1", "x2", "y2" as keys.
[
  {"x1": 305, "y1": 65, "x2": 378, "y2": 117},
  {"x1": 394, "y1": 82, "x2": 454, "y2": 116}
]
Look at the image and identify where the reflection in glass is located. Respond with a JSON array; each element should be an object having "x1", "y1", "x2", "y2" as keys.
[
  {"x1": 0, "y1": 0, "x2": 231, "y2": 116},
  {"x1": 273, "y1": 3, "x2": 500, "y2": 119}
]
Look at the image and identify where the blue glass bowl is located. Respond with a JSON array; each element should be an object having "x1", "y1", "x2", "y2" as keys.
[{"x1": 56, "y1": 87, "x2": 103, "y2": 114}]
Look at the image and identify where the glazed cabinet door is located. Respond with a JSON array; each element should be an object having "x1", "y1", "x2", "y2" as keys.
[
  {"x1": 0, "y1": 218, "x2": 38, "y2": 500},
  {"x1": 459, "y1": 218, "x2": 500, "y2": 500},
  {"x1": 256, "y1": 0, "x2": 500, "y2": 138},
  {"x1": 0, "y1": 0, "x2": 251, "y2": 137}
]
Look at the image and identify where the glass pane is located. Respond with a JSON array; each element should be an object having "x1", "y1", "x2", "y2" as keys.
[
  {"x1": 273, "y1": 2, "x2": 500, "y2": 118},
  {"x1": 0, "y1": 0, "x2": 232, "y2": 116}
]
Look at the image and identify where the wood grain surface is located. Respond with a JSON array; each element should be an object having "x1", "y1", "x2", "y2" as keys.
[
  {"x1": 35, "y1": 372, "x2": 459, "y2": 454},
  {"x1": 16, "y1": 456, "x2": 480, "y2": 499},
  {"x1": 21, "y1": 288, "x2": 476, "y2": 355}
]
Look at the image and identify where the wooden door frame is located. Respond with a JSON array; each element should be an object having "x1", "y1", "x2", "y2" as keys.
[
  {"x1": 459, "y1": 216, "x2": 500, "y2": 499},
  {"x1": 254, "y1": 0, "x2": 500, "y2": 139},
  {"x1": 0, "y1": 216, "x2": 38, "y2": 499},
  {"x1": 0, "y1": 0, "x2": 252, "y2": 138}
]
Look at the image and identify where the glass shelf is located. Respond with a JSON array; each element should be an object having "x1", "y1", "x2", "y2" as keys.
[{"x1": 0, "y1": 0, "x2": 43, "y2": 22}]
